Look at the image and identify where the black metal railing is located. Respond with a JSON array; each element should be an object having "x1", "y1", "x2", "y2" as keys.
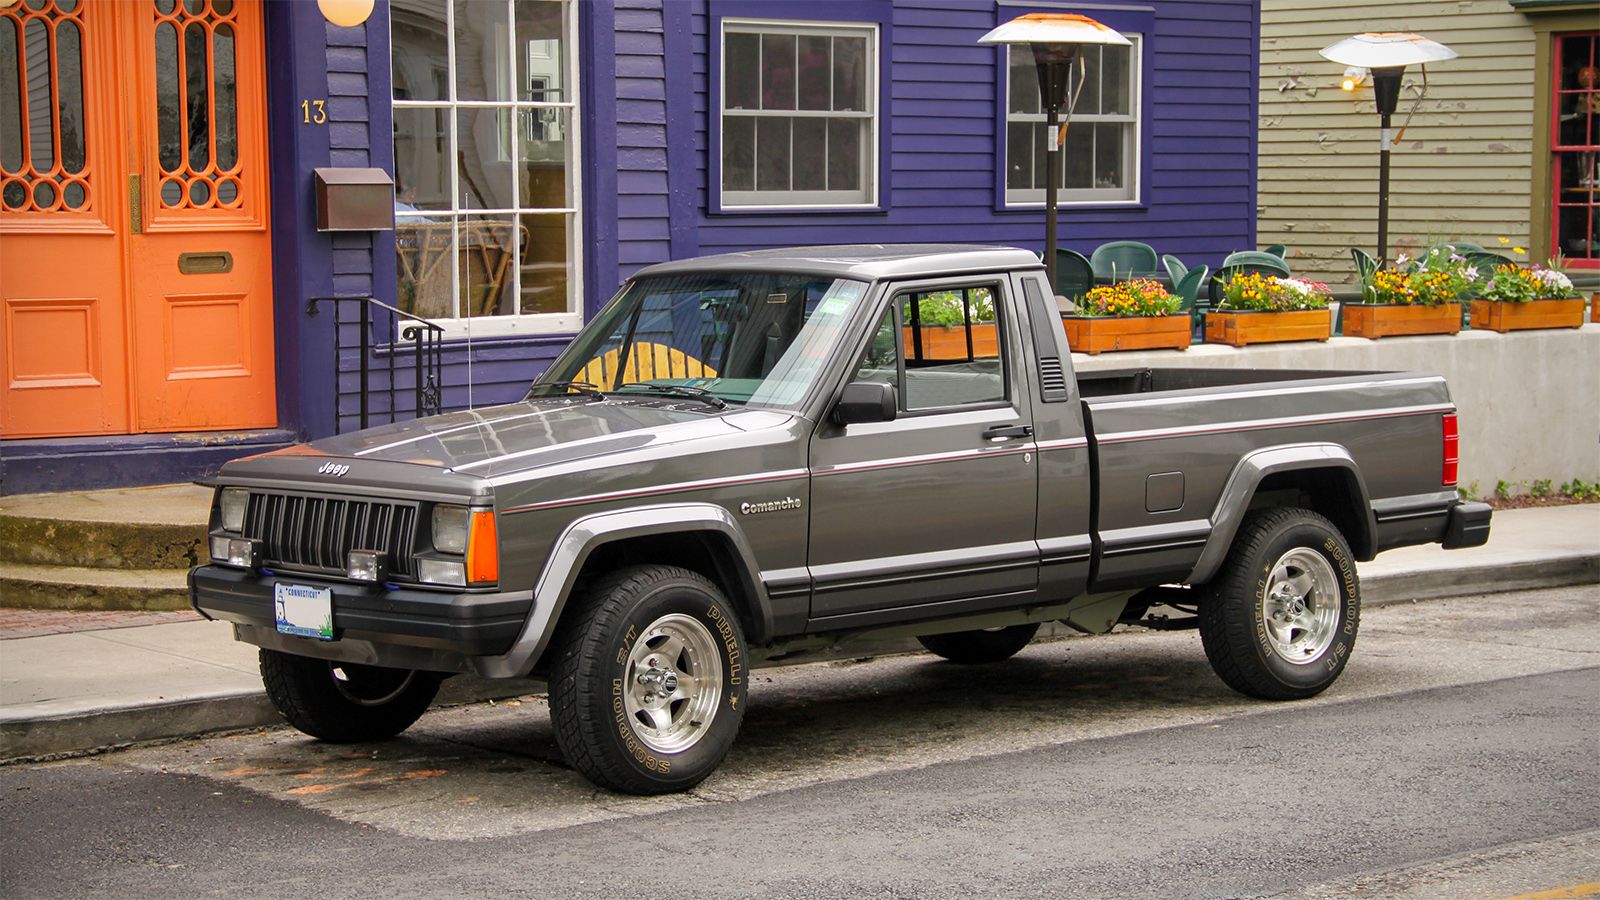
[{"x1": 308, "y1": 296, "x2": 445, "y2": 434}]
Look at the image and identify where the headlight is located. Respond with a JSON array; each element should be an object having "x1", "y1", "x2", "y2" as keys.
[
  {"x1": 219, "y1": 488, "x2": 248, "y2": 533},
  {"x1": 432, "y1": 504, "x2": 469, "y2": 554}
]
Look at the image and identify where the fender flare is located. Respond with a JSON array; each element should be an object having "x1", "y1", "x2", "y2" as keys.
[
  {"x1": 472, "y1": 502, "x2": 771, "y2": 679},
  {"x1": 1186, "y1": 443, "x2": 1376, "y2": 586}
]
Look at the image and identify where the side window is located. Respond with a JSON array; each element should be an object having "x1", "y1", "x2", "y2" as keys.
[{"x1": 850, "y1": 284, "x2": 1006, "y2": 412}]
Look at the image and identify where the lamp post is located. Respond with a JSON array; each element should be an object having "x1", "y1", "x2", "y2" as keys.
[
  {"x1": 1319, "y1": 32, "x2": 1456, "y2": 265},
  {"x1": 979, "y1": 14, "x2": 1130, "y2": 292}
]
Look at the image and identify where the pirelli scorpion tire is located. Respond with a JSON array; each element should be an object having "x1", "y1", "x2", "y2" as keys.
[
  {"x1": 917, "y1": 623, "x2": 1041, "y2": 664},
  {"x1": 548, "y1": 565, "x2": 748, "y2": 795},
  {"x1": 1198, "y1": 507, "x2": 1361, "y2": 701},
  {"x1": 259, "y1": 650, "x2": 443, "y2": 742}
]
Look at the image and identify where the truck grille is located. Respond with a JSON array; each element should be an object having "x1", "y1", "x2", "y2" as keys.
[{"x1": 242, "y1": 492, "x2": 420, "y2": 579}]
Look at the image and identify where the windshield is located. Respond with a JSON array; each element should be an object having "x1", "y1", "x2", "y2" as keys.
[{"x1": 536, "y1": 272, "x2": 869, "y2": 411}]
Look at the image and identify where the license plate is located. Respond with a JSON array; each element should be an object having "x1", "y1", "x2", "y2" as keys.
[{"x1": 274, "y1": 583, "x2": 334, "y2": 641}]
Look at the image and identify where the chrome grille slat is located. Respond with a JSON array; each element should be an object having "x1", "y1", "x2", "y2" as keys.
[{"x1": 240, "y1": 490, "x2": 419, "y2": 579}]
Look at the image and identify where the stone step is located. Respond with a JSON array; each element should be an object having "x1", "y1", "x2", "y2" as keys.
[
  {"x1": 0, "y1": 563, "x2": 190, "y2": 611},
  {"x1": 0, "y1": 485, "x2": 209, "y2": 570}
]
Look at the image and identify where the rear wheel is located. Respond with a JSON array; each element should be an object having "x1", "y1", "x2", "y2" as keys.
[
  {"x1": 1198, "y1": 508, "x2": 1360, "y2": 700},
  {"x1": 259, "y1": 650, "x2": 443, "y2": 742},
  {"x1": 547, "y1": 565, "x2": 748, "y2": 795},
  {"x1": 917, "y1": 623, "x2": 1040, "y2": 664}
]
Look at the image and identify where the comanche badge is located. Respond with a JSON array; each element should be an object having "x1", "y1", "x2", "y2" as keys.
[{"x1": 740, "y1": 497, "x2": 801, "y2": 515}]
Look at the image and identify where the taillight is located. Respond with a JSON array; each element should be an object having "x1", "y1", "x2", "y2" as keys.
[{"x1": 1441, "y1": 413, "x2": 1459, "y2": 487}]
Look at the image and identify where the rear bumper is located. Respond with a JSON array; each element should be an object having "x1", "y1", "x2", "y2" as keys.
[
  {"x1": 189, "y1": 565, "x2": 533, "y2": 658},
  {"x1": 1442, "y1": 500, "x2": 1493, "y2": 550}
]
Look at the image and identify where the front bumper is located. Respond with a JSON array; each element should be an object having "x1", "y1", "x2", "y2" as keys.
[{"x1": 189, "y1": 564, "x2": 533, "y2": 657}]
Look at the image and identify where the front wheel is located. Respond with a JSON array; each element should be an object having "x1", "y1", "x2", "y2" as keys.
[
  {"x1": 917, "y1": 623, "x2": 1040, "y2": 664},
  {"x1": 1198, "y1": 508, "x2": 1360, "y2": 700},
  {"x1": 548, "y1": 565, "x2": 748, "y2": 795},
  {"x1": 259, "y1": 650, "x2": 443, "y2": 742}
]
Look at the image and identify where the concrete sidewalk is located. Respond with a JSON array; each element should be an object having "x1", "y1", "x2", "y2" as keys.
[{"x1": 2, "y1": 504, "x2": 1596, "y2": 762}]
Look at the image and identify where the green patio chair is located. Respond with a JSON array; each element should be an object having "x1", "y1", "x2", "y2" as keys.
[
  {"x1": 1261, "y1": 244, "x2": 1287, "y2": 258},
  {"x1": 1163, "y1": 255, "x2": 1210, "y2": 338},
  {"x1": 1090, "y1": 241, "x2": 1160, "y2": 281},
  {"x1": 1054, "y1": 248, "x2": 1095, "y2": 302},
  {"x1": 1427, "y1": 241, "x2": 1484, "y2": 256},
  {"x1": 1465, "y1": 250, "x2": 1514, "y2": 273},
  {"x1": 1221, "y1": 250, "x2": 1292, "y2": 276}
]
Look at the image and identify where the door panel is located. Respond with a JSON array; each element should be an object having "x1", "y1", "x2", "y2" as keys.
[
  {"x1": 130, "y1": 0, "x2": 273, "y2": 431},
  {"x1": 1, "y1": 0, "x2": 129, "y2": 437},
  {"x1": 807, "y1": 281, "x2": 1040, "y2": 622}
]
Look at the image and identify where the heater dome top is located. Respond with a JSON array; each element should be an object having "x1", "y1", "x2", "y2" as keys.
[
  {"x1": 1319, "y1": 32, "x2": 1457, "y2": 69},
  {"x1": 978, "y1": 13, "x2": 1132, "y2": 47}
]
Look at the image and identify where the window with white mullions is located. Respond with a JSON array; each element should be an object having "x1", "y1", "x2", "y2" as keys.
[
  {"x1": 720, "y1": 19, "x2": 878, "y2": 209},
  {"x1": 1004, "y1": 38, "x2": 1140, "y2": 206},
  {"x1": 389, "y1": 0, "x2": 582, "y2": 337}
]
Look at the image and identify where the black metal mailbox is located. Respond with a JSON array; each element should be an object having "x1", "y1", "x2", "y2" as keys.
[{"x1": 314, "y1": 167, "x2": 394, "y2": 232}]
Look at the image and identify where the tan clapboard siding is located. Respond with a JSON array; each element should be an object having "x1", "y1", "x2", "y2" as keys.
[{"x1": 1257, "y1": 0, "x2": 1535, "y2": 284}]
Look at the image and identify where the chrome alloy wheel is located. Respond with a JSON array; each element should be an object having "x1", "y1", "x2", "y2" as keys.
[
  {"x1": 622, "y1": 613, "x2": 723, "y2": 754},
  {"x1": 329, "y1": 663, "x2": 417, "y2": 707},
  {"x1": 1260, "y1": 548, "x2": 1342, "y2": 665}
]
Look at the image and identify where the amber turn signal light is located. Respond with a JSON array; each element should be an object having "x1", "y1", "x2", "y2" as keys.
[{"x1": 466, "y1": 509, "x2": 499, "y2": 584}]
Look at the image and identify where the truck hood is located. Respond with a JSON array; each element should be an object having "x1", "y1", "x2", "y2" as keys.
[{"x1": 281, "y1": 398, "x2": 790, "y2": 479}]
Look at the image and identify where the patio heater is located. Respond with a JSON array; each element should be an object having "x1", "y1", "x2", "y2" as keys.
[
  {"x1": 1319, "y1": 33, "x2": 1457, "y2": 265},
  {"x1": 979, "y1": 14, "x2": 1131, "y2": 292}
]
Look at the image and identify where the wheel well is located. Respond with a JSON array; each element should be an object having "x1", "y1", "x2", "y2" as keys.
[
  {"x1": 573, "y1": 531, "x2": 762, "y2": 637},
  {"x1": 1247, "y1": 468, "x2": 1374, "y2": 560}
]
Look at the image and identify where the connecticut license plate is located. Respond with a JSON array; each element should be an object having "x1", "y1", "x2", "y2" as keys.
[{"x1": 274, "y1": 583, "x2": 334, "y2": 640}]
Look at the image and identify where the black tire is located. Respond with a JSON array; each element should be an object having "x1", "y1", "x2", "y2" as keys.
[
  {"x1": 548, "y1": 565, "x2": 748, "y2": 795},
  {"x1": 1198, "y1": 507, "x2": 1360, "y2": 700},
  {"x1": 259, "y1": 650, "x2": 443, "y2": 742},
  {"x1": 917, "y1": 623, "x2": 1040, "y2": 664}
]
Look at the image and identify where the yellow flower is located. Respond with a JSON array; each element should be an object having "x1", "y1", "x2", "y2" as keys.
[
  {"x1": 1497, "y1": 237, "x2": 1510, "y2": 245},
  {"x1": 1513, "y1": 247, "x2": 1526, "y2": 255}
]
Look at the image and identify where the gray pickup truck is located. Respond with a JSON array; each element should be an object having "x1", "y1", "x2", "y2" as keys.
[{"x1": 192, "y1": 245, "x2": 1490, "y2": 794}]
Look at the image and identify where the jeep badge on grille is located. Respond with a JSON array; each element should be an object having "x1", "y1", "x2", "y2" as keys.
[{"x1": 317, "y1": 462, "x2": 350, "y2": 477}]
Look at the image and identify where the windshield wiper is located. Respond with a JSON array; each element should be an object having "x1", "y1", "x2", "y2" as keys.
[
  {"x1": 530, "y1": 380, "x2": 605, "y2": 401},
  {"x1": 611, "y1": 383, "x2": 728, "y2": 410}
]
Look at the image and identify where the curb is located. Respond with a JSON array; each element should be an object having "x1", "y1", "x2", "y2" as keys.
[{"x1": 4, "y1": 557, "x2": 1596, "y2": 764}]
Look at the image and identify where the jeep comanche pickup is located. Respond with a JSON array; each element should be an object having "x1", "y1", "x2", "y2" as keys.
[{"x1": 191, "y1": 245, "x2": 1490, "y2": 794}]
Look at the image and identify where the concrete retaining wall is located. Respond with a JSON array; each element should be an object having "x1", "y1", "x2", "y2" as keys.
[{"x1": 1072, "y1": 323, "x2": 1600, "y2": 495}]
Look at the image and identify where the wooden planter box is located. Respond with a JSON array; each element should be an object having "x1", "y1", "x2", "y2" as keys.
[
  {"x1": 1590, "y1": 294, "x2": 1599, "y2": 323},
  {"x1": 1204, "y1": 309, "x2": 1331, "y2": 347},
  {"x1": 1342, "y1": 302, "x2": 1461, "y2": 339},
  {"x1": 1060, "y1": 314, "x2": 1191, "y2": 355},
  {"x1": 1468, "y1": 299, "x2": 1586, "y2": 333},
  {"x1": 902, "y1": 324, "x2": 998, "y2": 358}
]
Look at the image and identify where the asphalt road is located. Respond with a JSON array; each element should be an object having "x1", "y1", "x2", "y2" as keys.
[{"x1": 3, "y1": 584, "x2": 1597, "y2": 899}]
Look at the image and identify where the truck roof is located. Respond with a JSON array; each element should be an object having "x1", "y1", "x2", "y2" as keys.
[{"x1": 632, "y1": 244, "x2": 1045, "y2": 282}]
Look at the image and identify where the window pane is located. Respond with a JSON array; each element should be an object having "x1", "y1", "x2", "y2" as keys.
[
  {"x1": 853, "y1": 307, "x2": 899, "y2": 385},
  {"x1": 1033, "y1": 123, "x2": 1048, "y2": 188},
  {"x1": 518, "y1": 108, "x2": 568, "y2": 207},
  {"x1": 1006, "y1": 122, "x2": 1033, "y2": 190},
  {"x1": 56, "y1": 19, "x2": 85, "y2": 175},
  {"x1": 900, "y1": 288, "x2": 1004, "y2": 410},
  {"x1": 518, "y1": 212, "x2": 569, "y2": 315},
  {"x1": 1063, "y1": 123, "x2": 1092, "y2": 189},
  {"x1": 725, "y1": 32, "x2": 759, "y2": 110},
  {"x1": 393, "y1": 106, "x2": 451, "y2": 210},
  {"x1": 461, "y1": 215, "x2": 518, "y2": 317},
  {"x1": 833, "y1": 36, "x2": 866, "y2": 111},
  {"x1": 515, "y1": 0, "x2": 565, "y2": 102},
  {"x1": 792, "y1": 117, "x2": 826, "y2": 190},
  {"x1": 797, "y1": 35, "x2": 830, "y2": 110},
  {"x1": 396, "y1": 218, "x2": 456, "y2": 318},
  {"x1": 1008, "y1": 46, "x2": 1038, "y2": 115},
  {"x1": 826, "y1": 117, "x2": 859, "y2": 191},
  {"x1": 23, "y1": 19, "x2": 52, "y2": 171},
  {"x1": 0, "y1": 17, "x2": 20, "y2": 172},
  {"x1": 756, "y1": 116, "x2": 791, "y2": 191},
  {"x1": 761, "y1": 33, "x2": 795, "y2": 110},
  {"x1": 156, "y1": 21, "x2": 179, "y2": 171},
  {"x1": 391, "y1": 0, "x2": 448, "y2": 101},
  {"x1": 1076, "y1": 47, "x2": 1102, "y2": 117},
  {"x1": 1094, "y1": 123, "x2": 1124, "y2": 189},
  {"x1": 1103, "y1": 45, "x2": 1130, "y2": 115},
  {"x1": 184, "y1": 22, "x2": 209, "y2": 171},
  {"x1": 723, "y1": 115, "x2": 755, "y2": 191},
  {"x1": 454, "y1": 0, "x2": 510, "y2": 101},
  {"x1": 457, "y1": 107, "x2": 514, "y2": 209},
  {"x1": 214, "y1": 23, "x2": 238, "y2": 172}
]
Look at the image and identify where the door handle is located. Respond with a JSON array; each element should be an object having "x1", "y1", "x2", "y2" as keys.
[{"x1": 982, "y1": 424, "x2": 1033, "y2": 441}]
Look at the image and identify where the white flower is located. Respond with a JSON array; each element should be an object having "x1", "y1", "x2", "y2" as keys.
[
  {"x1": 1395, "y1": 253, "x2": 1411, "y2": 266},
  {"x1": 1462, "y1": 265, "x2": 1479, "y2": 281}
]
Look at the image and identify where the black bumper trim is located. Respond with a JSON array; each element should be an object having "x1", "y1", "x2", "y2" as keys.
[
  {"x1": 190, "y1": 565, "x2": 532, "y2": 656},
  {"x1": 1442, "y1": 500, "x2": 1493, "y2": 550}
]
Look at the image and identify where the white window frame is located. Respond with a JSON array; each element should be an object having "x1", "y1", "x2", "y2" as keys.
[
  {"x1": 1003, "y1": 35, "x2": 1142, "y2": 208},
  {"x1": 718, "y1": 17, "x2": 881, "y2": 211},
  {"x1": 391, "y1": 0, "x2": 584, "y2": 338}
]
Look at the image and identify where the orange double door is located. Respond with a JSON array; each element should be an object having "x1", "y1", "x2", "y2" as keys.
[{"x1": 1, "y1": 0, "x2": 275, "y2": 439}]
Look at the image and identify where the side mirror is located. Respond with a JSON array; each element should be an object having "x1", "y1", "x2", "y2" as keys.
[{"x1": 832, "y1": 381, "x2": 897, "y2": 425}]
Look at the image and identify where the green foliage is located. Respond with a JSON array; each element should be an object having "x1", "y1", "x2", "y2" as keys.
[
  {"x1": 914, "y1": 289, "x2": 995, "y2": 327},
  {"x1": 1530, "y1": 478, "x2": 1554, "y2": 498},
  {"x1": 1218, "y1": 272, "x2": 1331, "y2": 312},
  {"x1": 1077, "y1": 279, "x2": 1183, "y2": 318},
  {"x1": 1458, "y1": 482, "x2": 1480, "y2": 502},
  {"x1": 1494, "y1": 480, "x2": 1516, "y2": 501},
  {"x1": 1561, "y1": 478, "x2": 1600, "y2": 502}
]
